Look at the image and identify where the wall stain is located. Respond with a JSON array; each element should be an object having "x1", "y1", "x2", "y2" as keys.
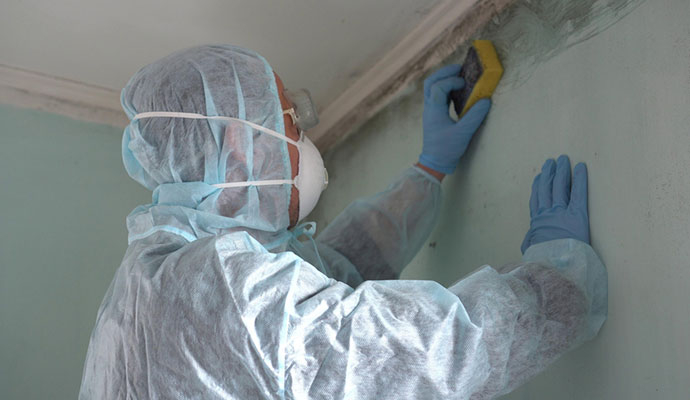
[
  {"x1": 448, "y1": 0, "x2": 646, "y2": 91},
  {"x1": 315, "y1": 0, "x2": 515, "y2": 150},
  {"x1": 318, "y1": 0, "x2": 647, "y2": 150}
]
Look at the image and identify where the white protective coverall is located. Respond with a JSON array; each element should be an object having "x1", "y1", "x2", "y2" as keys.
[{"x1": 79, "y1": 45, "x2": 607, "y2": 400}]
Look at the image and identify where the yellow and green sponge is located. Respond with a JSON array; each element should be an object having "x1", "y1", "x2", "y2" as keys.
[{"x1": 450, "y1": 40, "x2": 504, "y2": 117}]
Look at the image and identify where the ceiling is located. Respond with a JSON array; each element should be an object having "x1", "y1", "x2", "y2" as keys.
[{"x1": 1, "y1": 0, "x2": 442, "y2": 111}]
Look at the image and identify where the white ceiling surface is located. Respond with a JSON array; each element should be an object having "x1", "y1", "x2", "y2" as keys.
[{"x1": 0, "y1": 0, "x2": 442, "y2": 110}]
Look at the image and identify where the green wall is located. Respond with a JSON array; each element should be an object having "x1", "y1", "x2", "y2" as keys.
[
  {"x1": 311, "y1": 0, "x2": 690, "y2": 398},
  {"x1": 0, "y1": 105, "x2": 150, "y2": 399}
]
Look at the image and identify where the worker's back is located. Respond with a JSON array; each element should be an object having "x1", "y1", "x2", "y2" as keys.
[{"x1": 79, "y1": 230, "x2": 293, "y2": 399}]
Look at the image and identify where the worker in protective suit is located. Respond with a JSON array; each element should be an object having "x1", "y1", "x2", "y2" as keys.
[{"x1": 80, "y1": 45, "x2": 607, "y2": 399}]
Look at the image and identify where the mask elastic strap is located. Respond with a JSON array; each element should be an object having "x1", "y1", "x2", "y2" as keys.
[
  {"x1": 212, "y1": 179, "x2": 294, "y2": 189},
  {"x1": 132, "y1": 111, "x2": 301, "y2": 146},
  {"x1": 132, "y1": 111, "x2": 301, "y2": 189}
]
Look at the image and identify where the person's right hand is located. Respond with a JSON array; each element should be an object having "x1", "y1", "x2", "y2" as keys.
[
  {"x1": 521, "y1": 155, "x2": 591, "y2": 254},
  {"x1": 419, "y1": 64, "x2": 491, "y2": 175}
]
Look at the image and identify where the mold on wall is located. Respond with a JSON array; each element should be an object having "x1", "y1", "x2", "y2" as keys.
[{"x1": 449, "y1": 0, "x2": 647, "y2": 90}]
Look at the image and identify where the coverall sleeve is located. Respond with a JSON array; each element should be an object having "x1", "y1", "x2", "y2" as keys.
[
  {"x1": 285, "y1": 238, "x2": 607, "y2": 399},
  {"x1": 315, "y1": 166, "x2": 442, "y2": 282}
]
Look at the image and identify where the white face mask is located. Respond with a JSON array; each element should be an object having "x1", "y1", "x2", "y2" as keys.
[
  {"x1": 294, "y1": 134, "x2": 328, "y2": 220},
  {"x1": 131, "y1": 111, "x2": 328, "y2": 222}
]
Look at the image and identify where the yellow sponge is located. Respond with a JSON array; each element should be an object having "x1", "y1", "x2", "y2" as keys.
[{"x1": 450, "y1": 40, "x2": 504, "y2": 117}]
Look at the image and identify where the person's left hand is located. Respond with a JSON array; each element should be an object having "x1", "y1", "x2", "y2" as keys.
[
  {"x1": 521, "y1": 155, "x2": 591, "y2": 253},
  {"x1": 419, "y1": 64, "x2": 492, "y2": 175}
]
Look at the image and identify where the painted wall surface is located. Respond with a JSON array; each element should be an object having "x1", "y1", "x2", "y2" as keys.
[
  {"x1": 0, "y1": 106, "x2": 150, "y2": 399},
  {"x1": 310, "y1": 0, "x2": 690, "y2": 398}
]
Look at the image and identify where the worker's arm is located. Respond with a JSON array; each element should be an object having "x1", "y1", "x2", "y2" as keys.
[
  {"x1": 445, "y1": 154, "x2": 606, "y2": 396},
  {"x1": 311, "y1": 66, "x2": 490, "y2": 284},
  {"x1": 282, "y1": 155, "x2": 606, "y2": 398},
  {"x1": 448, "y1": 239, "x2": 607, "y2": 397},
  {"x1": 240, "y1": 157, "x2": 605, "y2": 396},
  {"x1": 281, "y1": 238, "x2": 606, "y2": 399},
  {"x1": 314, "y1": 165, "x2": 442, "y2": 283}
]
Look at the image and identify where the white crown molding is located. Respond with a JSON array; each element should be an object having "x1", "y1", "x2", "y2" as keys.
[
  {"x1": 0, "y1": 0, "x2": 512, "y2": 139},
  {"x1": 309, "y1": 0, "x2": 514, "y2": 151},
  {"x1": 0, "y1": 64, "x2": 128, "y2": 127}
]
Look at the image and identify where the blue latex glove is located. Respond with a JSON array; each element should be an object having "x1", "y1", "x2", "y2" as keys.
[
  {"x1": 521, "y1": 155, "x2": 591, "y2": 253},
  {"x1": 419, "y1": 64, "x2": 492, "y2": 174}
]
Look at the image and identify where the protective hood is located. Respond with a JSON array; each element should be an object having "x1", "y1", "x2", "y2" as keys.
[{"x1": 120, "y1": 45, "x2": 294, "y2": 247}]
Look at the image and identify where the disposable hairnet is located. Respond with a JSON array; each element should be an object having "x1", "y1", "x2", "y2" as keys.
[{"x1": 121, "y1": 45, "x2": 293, "y2": 240}]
